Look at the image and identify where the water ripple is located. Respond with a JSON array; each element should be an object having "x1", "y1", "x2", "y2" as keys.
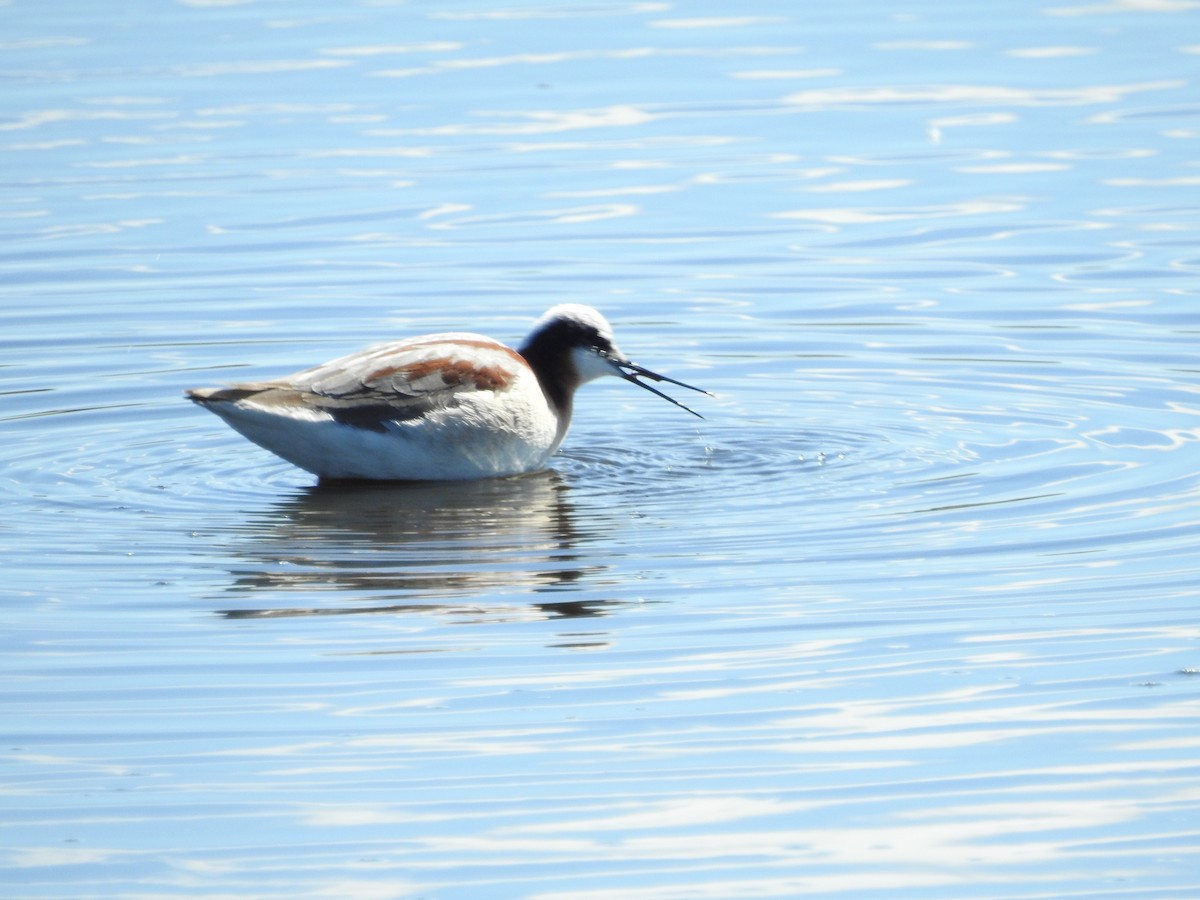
[{"x1": 5, "y1": 2, "x2": 1200, "y2": 896}]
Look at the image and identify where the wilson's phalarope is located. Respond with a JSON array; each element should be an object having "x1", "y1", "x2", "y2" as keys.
[{"x1": 186, "y1": 304, "x2": 708, "y2": 481}]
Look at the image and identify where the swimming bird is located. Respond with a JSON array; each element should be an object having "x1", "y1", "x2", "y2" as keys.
[{"x1": 186, "y1": 304, "x2": 708, "y2": 482}]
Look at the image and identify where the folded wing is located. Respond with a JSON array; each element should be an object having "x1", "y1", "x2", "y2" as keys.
[{"x1": 190, "y1": 333, "x2": 531, "y2": 433}]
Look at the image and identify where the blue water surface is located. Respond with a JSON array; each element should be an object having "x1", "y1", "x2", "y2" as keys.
[{"x1": 2, "y1": 1, "x2": 1199, "y2": 897}]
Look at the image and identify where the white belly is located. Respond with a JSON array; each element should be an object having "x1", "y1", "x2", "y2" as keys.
[{"x1": 210, "y1": 376, "x2": 565, "y2": 481}]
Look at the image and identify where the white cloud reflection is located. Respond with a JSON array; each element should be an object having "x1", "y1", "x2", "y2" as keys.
[
  {"x1": 783, "y1": 80, "x2": 1184, "y2": 107},
  {"x1": 731, "y1": 68, "x2": 843, "y2": 79},
  {"x1": 374, "y1": 45, "x2": 802, "y2": 77},
  {"x1": 173, "y1": 59, "x2": 350, "y2": 77},
  {"x1": 774, "y1": 200, "x2": 1028, "y2": 225},
  {"x1": 376, "y1": 104, "x2": 656, "y2": 137},
  {"x1": 320, "y1": 42, "x2": 465, "y2": 57},
  {"x1": 650, "y1": 17, "x2": 787, "y2": 29},
  {"x1": 1006, "y1": 45, "x2": 1099, "y2": 57},
  {"x1": 1045, "y1": 0, "x2": 1200, "y2": 14},
  {"x1": 429, "y1": 4, "x2": 669, "y2": 20}
]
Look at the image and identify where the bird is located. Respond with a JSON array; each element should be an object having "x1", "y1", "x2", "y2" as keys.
[{"x1": 186, "y1": 304, "x2": 709, "y2": 482}]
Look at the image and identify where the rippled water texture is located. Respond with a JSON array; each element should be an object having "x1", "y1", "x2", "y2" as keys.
[{"x1": 3, "y1": 1, "x2": 1200, "y2": 897}]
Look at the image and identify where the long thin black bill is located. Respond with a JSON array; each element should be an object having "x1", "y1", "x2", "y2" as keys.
[{"x1": 617, "y1": 361, "x2": 710, "y2": 419}]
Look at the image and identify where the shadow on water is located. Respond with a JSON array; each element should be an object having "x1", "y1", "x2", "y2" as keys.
[{"x1": 212, "y1": 470, "x2": 625, "y2": 620}]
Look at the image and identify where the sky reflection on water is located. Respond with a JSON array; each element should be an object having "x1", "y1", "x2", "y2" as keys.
[{"x1": 2, "y1": 0, "x2": 1200, "y2": 897}]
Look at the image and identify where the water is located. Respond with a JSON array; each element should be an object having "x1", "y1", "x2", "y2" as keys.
[{"x1": 3, "y1": 0, "x2": 1200, "y2": 897}]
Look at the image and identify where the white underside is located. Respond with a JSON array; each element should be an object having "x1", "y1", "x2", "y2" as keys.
[{"x1": 205, "y1": 377, "x2": 564, "y2": 481}]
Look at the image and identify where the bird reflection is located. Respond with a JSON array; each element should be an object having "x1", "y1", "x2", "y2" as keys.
[{"x1": 216, "y1": 470, "x2": 618, "y2": 620}]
